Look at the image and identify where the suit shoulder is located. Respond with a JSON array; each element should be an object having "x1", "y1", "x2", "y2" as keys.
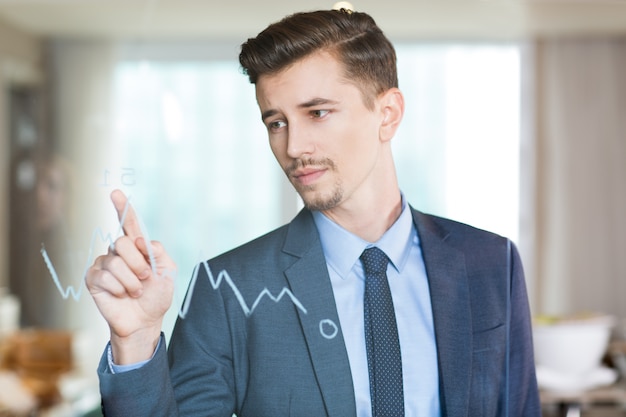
[
  {"x1": 210, "y1": 223, "x2": 290, "y2": 264},
  {"x1": 412, "y1": 209, "x2": 514, "y2": 260},
  {"x1": 416, "y1": 210, "x2": 506, "y2": 241},
  {"x1": 210, "y1": 208, "x2": 317, "y2": 264}
]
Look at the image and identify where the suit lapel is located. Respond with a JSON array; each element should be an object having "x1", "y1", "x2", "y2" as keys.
[
  {"x1": 413, "y1": 210, "x2": 472, "y2": 417},
  {"x1": 282, "y1": 210, "x2": 357, "y2": 417}
]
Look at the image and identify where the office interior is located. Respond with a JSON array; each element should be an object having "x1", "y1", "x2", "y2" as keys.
[{"x1": 0, "y1": 0, "x2": 626, "y2": 416}]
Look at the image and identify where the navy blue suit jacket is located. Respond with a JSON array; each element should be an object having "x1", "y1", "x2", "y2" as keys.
[{"x1": 98, "y1": 207, "x2": 540, "y2": 416}]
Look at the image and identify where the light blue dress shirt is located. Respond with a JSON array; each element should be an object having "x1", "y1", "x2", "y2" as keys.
[{"x1": 312, "y1": 198, "x2": 441, "y2": 417}]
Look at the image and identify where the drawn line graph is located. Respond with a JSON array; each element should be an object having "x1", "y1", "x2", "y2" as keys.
[
  {"x1": 40, "y1": 195, "x2": 314, "y2": 327},
  {"x1": 40, "y1": 199, "x2": 131, "y2": 301},
  {"x1": 180, "y1": 260, "x2": 307, "y2": 319}
]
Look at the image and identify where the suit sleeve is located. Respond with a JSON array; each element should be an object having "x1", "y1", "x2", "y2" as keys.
[
  {"x1": 98, "y1": 334, "x2": 180, "y2": 416},
  {"x1": 507, "y1": 241, "x2": 541, "y2": 416}
]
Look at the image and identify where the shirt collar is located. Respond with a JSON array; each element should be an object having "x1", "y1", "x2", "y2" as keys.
[{"x1": 312, "y1": 194, "x2": 416, "y2": 279}]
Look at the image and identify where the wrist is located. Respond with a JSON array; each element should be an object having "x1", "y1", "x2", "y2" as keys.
[{"x1": 110, "y1": 326, "x2": 162, "y2": 365}]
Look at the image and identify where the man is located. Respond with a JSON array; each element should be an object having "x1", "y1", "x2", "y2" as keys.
[{"x1": 87, "y1": 8, "x2": 540, "y2": 417}]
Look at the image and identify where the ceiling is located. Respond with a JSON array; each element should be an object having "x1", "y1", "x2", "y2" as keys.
[{"x1": 1, "y1": 0, "x2": 626, "y2": 41}]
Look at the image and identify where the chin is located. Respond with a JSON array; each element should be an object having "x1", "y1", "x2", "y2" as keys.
[{"x1": 301, "y1": 193, "x2": 343, "y2": 212}]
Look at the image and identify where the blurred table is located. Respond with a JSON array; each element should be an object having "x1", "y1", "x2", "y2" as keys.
[{"x1": 541, "y1": 382, "x2": 626, "y2": 417}]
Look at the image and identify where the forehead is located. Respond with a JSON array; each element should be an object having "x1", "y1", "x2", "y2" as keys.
[{"x1": 255, "y1": 51, "x2": 353, "y2": 107}]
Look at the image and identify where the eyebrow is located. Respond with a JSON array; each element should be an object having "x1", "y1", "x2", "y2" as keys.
[
  {"x1": 261, "y1": 109, "x2": 278, "y2": 122},
  {"x1": 261, "y1": 97, "x2": 340, "y2": 122},
  {"x1": 299, "y1": 97, "x2": 339, "y2": 109}
]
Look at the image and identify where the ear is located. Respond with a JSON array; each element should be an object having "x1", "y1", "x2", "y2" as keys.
[{"x1": 379, "y1": 88, "x2": 404, "y2": 143}]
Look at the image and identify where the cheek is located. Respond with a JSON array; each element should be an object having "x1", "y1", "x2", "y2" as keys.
[
  {"x1": 343, "y1": 133, "x2": 380, "y2": 174},
  {"x1": 340, "y1": 125, "x2": 378, "y2": 158}
]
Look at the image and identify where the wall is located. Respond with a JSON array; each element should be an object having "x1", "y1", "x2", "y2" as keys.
[
  {"x1": 0, "y1": 17, "x2": 42, "y2": 289},
  {"x1": 533, "y1": 37, "x2": 626, "y2": 320}
]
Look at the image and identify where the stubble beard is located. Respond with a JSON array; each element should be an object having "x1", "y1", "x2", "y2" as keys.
[
  {"x1": 298, "y1": 181, "x2": 343, "y2": 211},
  {"x1": 287, "y1": 158, "x2": 343, "y2": 211}
]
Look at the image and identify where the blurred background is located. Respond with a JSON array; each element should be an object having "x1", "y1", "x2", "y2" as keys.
[{"x1": 0, "y1": 0, "x2": 625, "y2": 415}]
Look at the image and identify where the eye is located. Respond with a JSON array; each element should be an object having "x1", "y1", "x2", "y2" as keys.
[
  {"x1": 268, "y1": 120, "x2": 287, "y2": 131},
  {"x1": 311, "y1": 109, "x2": 330, "y2": 119}
]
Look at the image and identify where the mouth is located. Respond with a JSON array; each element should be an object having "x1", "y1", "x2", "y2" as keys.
[
  {"x1": 287, "y1": 158, "x2": 335, "y2": 187},
  {"x1": 291, "y1": 167, "x2": 327, "y2": 186}
]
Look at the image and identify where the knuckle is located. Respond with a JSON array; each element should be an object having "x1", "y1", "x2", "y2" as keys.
[
  {"x1": 101, "y1": 254, "x2": 123, "y2": 271},
  {"x1": 114, "y1": 236, "x2": 132, "y2": 252}
]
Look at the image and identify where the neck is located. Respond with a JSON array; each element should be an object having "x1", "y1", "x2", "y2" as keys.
[{"x1": 321, "y1": 187, "x2": 403, "y2": 243}]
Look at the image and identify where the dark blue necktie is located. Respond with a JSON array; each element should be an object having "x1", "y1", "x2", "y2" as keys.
[{"x1": 361, "y1": 247, "x2": 404, "y2": 417}]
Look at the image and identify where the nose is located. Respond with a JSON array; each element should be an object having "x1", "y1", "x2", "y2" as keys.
[{"x1": 286, "y1": 121, "x2": 315, "y2": 159}]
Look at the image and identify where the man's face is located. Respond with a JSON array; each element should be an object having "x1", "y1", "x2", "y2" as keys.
[{"x1": 255, "y1": 51, "x2": 384, "y2": 212}]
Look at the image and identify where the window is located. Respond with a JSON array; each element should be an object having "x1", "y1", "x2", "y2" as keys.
[{"x1": 394, "y1": 43, "x2": 520, "y2": 242}]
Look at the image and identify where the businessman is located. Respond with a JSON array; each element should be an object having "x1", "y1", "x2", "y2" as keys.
[{"x1": 86, "y1": 8, "x2": 540, "y2": 416}]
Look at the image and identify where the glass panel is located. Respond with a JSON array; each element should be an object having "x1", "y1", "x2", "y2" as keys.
[{"x1": 110, "y1": 60, "x2": 282, "y2": 333}]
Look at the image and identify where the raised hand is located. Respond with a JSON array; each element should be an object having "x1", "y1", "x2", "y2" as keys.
[{"x1": 86, "y1": 189, "x2": 175, "y2": 364}]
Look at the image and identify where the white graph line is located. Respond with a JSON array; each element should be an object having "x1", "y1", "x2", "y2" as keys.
[
  {"x1": 40, "y1": 247, "x2": 81, "y2": 301},
  {"x1": 40, "y1": 196, "x2": 309, "y2": 321},
  {"x1": 179, "y1": 260, "x2": 308, "y2": 319},
  {"x1": 40, "y1": 206, "x2": 130, "y2": 301}
]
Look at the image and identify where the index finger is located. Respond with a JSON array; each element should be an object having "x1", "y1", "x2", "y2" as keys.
[{"x1": 111, "y1": 189, "x2": 143, "y2": 241}]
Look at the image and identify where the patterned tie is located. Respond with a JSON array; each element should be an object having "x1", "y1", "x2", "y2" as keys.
[{"x1": 361, "y1": 247, "x2": 404, "y2": 417}]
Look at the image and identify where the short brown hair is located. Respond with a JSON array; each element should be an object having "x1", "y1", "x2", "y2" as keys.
[{"x1": 239, "y1": 9, "x2": 398, "y2": 108}]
